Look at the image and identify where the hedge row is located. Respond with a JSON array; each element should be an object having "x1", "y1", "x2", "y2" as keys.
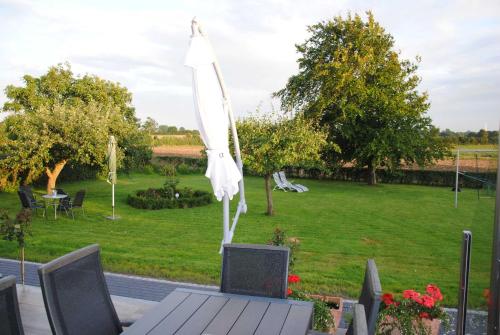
[
  {"x1": 127, "y1": 188, "x2": 212, "y2": 210},
  {"x1": 284, "y1": 166, "x2": 497, "y2": 188},
  {"x1": 156, "y1": 156, "x2": 206, "y2": 174},
  {"x1": 156, "y1": 156, "x2": 497, "y2": 188}
]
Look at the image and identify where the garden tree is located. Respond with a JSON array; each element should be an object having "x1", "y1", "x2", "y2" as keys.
[
  {"x1": 0, "y1": 64, "x2": 151, "y2": 192},
  {"x1": 142, "y1": 117, "x2": 159, "y2": 135},
  {"x1": 275, "y1": 12, "x2": 448, "y2": 185},
  {"x1": 157, "y1": 125, "x2": 170, "y2": 134},
  {"x1": 236, "y1": 112, "x2": 329, "y2": 215},
  {"x1": 479, "y1": 129, "x2": 489, "y2": 145}
]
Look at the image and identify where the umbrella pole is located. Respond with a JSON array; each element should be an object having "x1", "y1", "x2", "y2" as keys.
[
  {"x1": 219, "y1": 193, "x2": 230, "y2": 254},
  {"x1": 112, "y1": 183, "x2": 115, "y2": 219}
]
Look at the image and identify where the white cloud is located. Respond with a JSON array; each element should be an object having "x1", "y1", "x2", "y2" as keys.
[{"x1": 0, "y1": 0, "x2": 499, "y2": 131}]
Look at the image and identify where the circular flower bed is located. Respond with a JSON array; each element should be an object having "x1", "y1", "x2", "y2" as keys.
[{"x1": 127, "y1": 186, "x2": 213, "y2": 210}]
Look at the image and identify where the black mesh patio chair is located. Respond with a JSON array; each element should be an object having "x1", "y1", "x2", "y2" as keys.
[
  {"x1": 18, "y1": 185, "x2": 37, "y2": 204},
  {"x1": 17, "y1": 191, "x2": 45, "y2": 218},
  {"x1": 352, "y1": 303, "x2": 369, "y2": 335},
  {"x1": 55, "y1": 188, "x2": 71, "y2": 213},
  {"x1": 67, "y1": 190, "x2": 85, "y2": 219},
  {"x1": 346, "y1": 259, "x2": 382, "y2": 335},
  {"x1": 0, "y1": 275, "x2": 25, "y2": 335},
  {"x1": 221, "y1": 243, "x2": 289, "y2": 299},
  {"x1": 38, "y1": 244, "x2": 132, "y2": 335}
]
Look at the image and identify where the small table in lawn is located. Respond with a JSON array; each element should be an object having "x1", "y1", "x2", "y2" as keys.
[
  {"x1": 42, "y1": 194, "x2": 67, "y2": 220},
  {"x1": 122, "y1": 288, "x2": 314, "y2": 335}
]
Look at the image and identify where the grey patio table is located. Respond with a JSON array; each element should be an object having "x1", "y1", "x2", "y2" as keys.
[
  {"x1": 42, "y1": 193, "x2": 67, "y2": 220},
  {"x1": 122, "y1": 288, "x2": 314, "y2": 335}
]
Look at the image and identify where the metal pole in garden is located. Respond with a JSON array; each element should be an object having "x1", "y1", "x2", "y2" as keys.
[
  {"x1": 457, "y1": 230, "x2": 471, "y2": 335},
  {"x1": 455, "y1": 148, "x2": 460, "y2": 208},
  {"x1": 487, "y1": 124, "x2": 500, "y2": 335}
]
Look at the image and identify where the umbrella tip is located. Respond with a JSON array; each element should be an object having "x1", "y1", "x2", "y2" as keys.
[{"x1": 191, "y1": 17, "x2": 202, "y2": 36}]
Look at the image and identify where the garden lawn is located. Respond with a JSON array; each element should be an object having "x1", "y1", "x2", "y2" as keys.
[{"x1": 0, "y1": 173, "x2": 494, "y2": 308}]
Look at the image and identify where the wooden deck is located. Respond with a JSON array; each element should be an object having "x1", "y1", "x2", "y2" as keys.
[{"x1": 17, "y1": 284, "x2": 157, "y2": 335}]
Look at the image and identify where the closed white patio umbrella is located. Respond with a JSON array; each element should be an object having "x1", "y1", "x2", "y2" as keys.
[
  {"x1": 185, "y1": 18, "x2": 247, "y2": 251},
  {"x1": 106, "y1": 135, "x2": 119, "y2": 220}
]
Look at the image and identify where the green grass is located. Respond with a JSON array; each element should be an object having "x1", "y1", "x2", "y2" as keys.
[
  {"x1": 452, "y1": 144, "x2": 498, "y2": 159},
  {"x1": 0, "y1": 174, "x2": 494, "y2": 308}
]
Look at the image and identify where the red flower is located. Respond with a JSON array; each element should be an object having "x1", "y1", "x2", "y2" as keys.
[
  {"x1": 403, "y1": 290, "x2": 420, "y2": 300},
  {"x1": 484, "y1": 288, "x2": 492, "y2": 307},
  {"x1": 403, "y1": 290, "x2": 424, "y2": 304},
  {"x1": 419, "y1": 312, "x2": 430, "y2": 319},
  {"x1": 382, "y1": 293, "x2": 395, "y2": 306},
  {"x1": 426, "y1": 284, "x2": 443, "y2": 301},
  {"x1": 287, "y1": 288, "x2": 293, "y2": 296},
  {"x1": 421, "y1": 295, "x2": 435, "y2": 308},
  {"x1": 288, "y1": 274, "x2": 301, "y2": 284}
]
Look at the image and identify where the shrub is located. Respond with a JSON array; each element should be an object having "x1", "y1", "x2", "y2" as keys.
[
  {"x1": 127, "y1": 185, "x2": 212, "y2": 210},
  {"x1": 268, "y1": 227, "x2": 300, "y2": 271},
  {"x1": 161, "y1": 163, "x2": 177, "y2": 177}
]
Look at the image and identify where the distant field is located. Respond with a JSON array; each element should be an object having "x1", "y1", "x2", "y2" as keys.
[
  {"x1": 152, "y1": 134, "x2": 203, "y2": 146},
  {"x1": 153, "y1": 145, "x2": 204, "y2": 158},
  {"x1": 151, "y1": 141, "x2": 498, "y2": 172}
]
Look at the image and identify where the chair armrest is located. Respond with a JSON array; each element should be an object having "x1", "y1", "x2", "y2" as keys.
[{"x1": 120, "y1": 319, "x2": 136, "y2": 328}]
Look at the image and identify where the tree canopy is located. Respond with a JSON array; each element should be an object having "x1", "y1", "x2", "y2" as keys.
[
  {"x1": 236, "y1": 111, "x2": 329, "y2": 215},
  {"x1": 0, "y1": 64, "x2": 151, "y2": 192},
  {"x1": 275, "y1": 12, "x2": 448, "y2": 184}
]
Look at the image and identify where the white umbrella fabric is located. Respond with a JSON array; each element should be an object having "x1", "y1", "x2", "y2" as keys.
[
  {"x1": 185, "y1": 18, "x2": 247, "y2": 250},
  {"x1": 106, "y1": 135, "x2": 119, "y2": 220}
]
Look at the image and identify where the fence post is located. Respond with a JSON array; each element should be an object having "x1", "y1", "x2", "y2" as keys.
[
  {"x1": 457, "y1": 230, "x2": 472, "y2": 335},
  {"x1": 487, "y1": 128, "x2": 500, "y2": 335}
]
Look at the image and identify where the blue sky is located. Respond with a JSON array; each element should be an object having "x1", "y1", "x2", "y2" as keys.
[{"x1": 0, "y1": 0, "x2": 499, "y2": 131}]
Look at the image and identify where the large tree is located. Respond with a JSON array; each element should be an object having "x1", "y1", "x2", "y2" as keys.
[
  {"x1": 237, "y1": 112, "x2": 329, "y2": 215},
  {"x1": 0, "y1": 64, "x2": 150, "y2": 192},
  {"x1": 275, "y1": 12, "x2": 448, "y2": 184}
]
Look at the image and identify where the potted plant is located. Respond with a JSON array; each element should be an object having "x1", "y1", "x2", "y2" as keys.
[
  {"x1": 0, "y1": 209, "x2": 32, "y2": 284},
  {"x1": 287, "y1": 273, "x2": 336, "y2": 333},
  {"x1": 268, "y1": 228, "x2": 336, "y2": 333},
  {"x1": 377, "y1": 284, "x2": 449, "y2": 335}
]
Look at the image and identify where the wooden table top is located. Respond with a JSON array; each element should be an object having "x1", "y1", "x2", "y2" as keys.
[{"x1": 122, "y1": 288, "x2": 314, "y2": 335}]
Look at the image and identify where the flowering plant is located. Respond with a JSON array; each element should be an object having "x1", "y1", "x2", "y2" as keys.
[
  {"x1": 377, "y1": 284, "x2": 449, "y2": 335},
  {"x1": 287, "y1": 273, "x2": 335, "y2": 332}
]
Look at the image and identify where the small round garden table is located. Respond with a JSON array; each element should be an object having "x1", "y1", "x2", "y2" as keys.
[{"x1": 42, "y1": 194, "x2": 67, "y2": 220}]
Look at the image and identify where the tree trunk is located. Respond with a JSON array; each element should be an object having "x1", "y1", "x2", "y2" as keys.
[
  {"x1": 20, "y1": 246, "x2": 25, "y2": 285},
  {"x1": 367, "y1": 161, "x2": 377, "y2": 185},
  {"x1": 264, "y1": 174, "x2": 274, "y2": 216},
  {"x1": 46, "y1": 160, "x2": 67, "y2": 194}
]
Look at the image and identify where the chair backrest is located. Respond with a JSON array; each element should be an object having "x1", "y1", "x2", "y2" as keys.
[
  {"x1": 278, "y1": 171, "x2": 288, "y2": 183},
  {"x1": 347, "y1": 259, "x2": 382, "y2": 335},
  {"x1": 0, "y1": 275, "x2": 25, "y2": 335},
  {"x1": 72, "y1": 190, "x2": 86, "y2": 207},
  {"x1": 273, "y1": 173, "x2": 284, "y2": 186},
  {"x1": 221, "y1": 244, "x2": 289, "y2": 299},
  {"x1": 352, "y1": 303, "x2": 369, "y2": 335},
  {"x1": 18, "y1": 186, "x2": 35, "y2": 203},
  {"x1": 55, "y1": 188, "x2": 67, "y2": 195},
  {"x1": 38, "y1": 244, "x2": 122, "y2": 335},
  {"x1": 17, "y1": 191, "x2": 31, "y2": 209}
]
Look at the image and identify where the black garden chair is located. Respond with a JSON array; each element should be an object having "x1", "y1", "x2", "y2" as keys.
[
  {"x1": 221, "y1": 243, "x2": 289, "y2": 299},
  {"x1": 0, "y1": 275, "x2": 25, "y2": 335},
  {"x1": 17, "y1": 191, "x2": 45, "y2": 218},
  {"x1": 346, "y1": 259, "x2": 382, "y2": 335},
  {"x1": 66, "y1": 190, "x2": 86, "y2": 219},
  {"x1": 38, "y1": 244, "x2": 133, "y2": 335}
]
